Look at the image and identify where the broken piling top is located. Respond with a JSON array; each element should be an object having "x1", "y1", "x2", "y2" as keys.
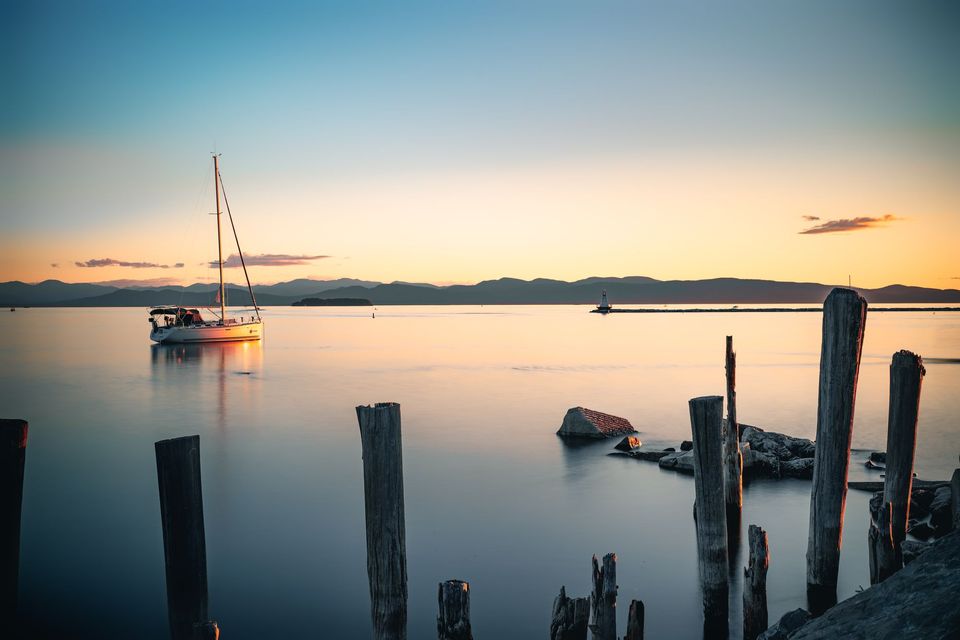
[{"x1": 556, "y1": 407, "x2": 635, "y2": 438}]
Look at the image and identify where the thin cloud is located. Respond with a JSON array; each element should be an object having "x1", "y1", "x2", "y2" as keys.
[
  {"x1": 93, "y1": 277, "x2": 183, "y2": 287},
  {"x1": 801, "y1": 215, "x2": 820, "y2": 221},
  {"x1": 799, "y1": 214, "x2": 901, "y2": 235},
  {"x1": 75, "y1": 258, "x2": 185, "y2": 269},
  {"x1": 212, "y1": 254, "x2": 330, "y2": 268}
]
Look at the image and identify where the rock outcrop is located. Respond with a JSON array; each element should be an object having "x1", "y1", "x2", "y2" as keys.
[
  {"x1": 785, "y1": 530, "x2": 960, "y2": 639},
  {"x1": 557, "y1": 407, "x2": 636, "y2": 439},
  {"x1": 757, "y1": 608, "x2": 811, "y2": 640}
]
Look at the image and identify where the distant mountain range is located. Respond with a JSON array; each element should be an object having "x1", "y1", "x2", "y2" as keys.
[{"x1": 2, "y1": 276, "x2": 959, "y2": 307}]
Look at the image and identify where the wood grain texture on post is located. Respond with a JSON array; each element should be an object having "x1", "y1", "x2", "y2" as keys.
[
  {"x1": 883, "y1": 350, "x2": 925, "y2": 552},
  {"x1": 742, "y1": 525, "x2": 769, "y2": 640},
  {"x1": 155, "y1": 435, "x2": 209, "y2": 640},
  {"x1": 689, "y1": 395, "x2": 729, "y2": 626},
  {"x1": 868, "y1": 501, "x2": 897, "y2": 585},
  {"x1": 589, "y1": 553, "x2": 617, "y2": 640},
  {"x1": 1, "y1": 419, "x2": 28, "y2": 622},
  {"x1": 623, "y1": 599, "x2": 644, "y2": 640},
  {"x1": 806, "y1": 288, "x2": 867, "y2": 592},
  {"x1": 437, "y1": 580, "x2": 472, "y2": 640},
  {"x1": 356, "y1": 402, "x2": 408, "y2": 640},
  {"x1": 724, "y1": 336, "x2": 743, "y2": 512},
  {"x1": 952, "y1": 469, "x2": 960, "y2": 530},
  {"x1": 550, "y1": 586, "x2": 589, "y2": 640}
]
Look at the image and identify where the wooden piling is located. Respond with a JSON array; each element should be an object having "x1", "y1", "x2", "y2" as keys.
[
  {"x1": 806, "y1": 288, "x2": 867, "y2": 598},
  {"x1": 689, "y1": 395, "x2": 729, "y2": 628},
  {"x1": 742, "y1": 525, "x2": 768, "y2": 640},
  {"x1": 623, "y1": 600, "x2": 644, "y2": 640},
  {"x1": 868, "y1": 500, "x2": 897, "y2": 584},
  {"x1": 724, "y1": 336, "x2": 743, "y2": 513},
  {"x1": 952, "y1": 468, "x2": 960, "y2": 530},
  {"x1": 589, "y1": 553, "x2": 617, "y2": 640},
  {"x1": 155, "y1": 435, "x2": 209, "y2": 640},
  {"x1": 356, "y1": 402, "x2": 408, "y2": 640},
  {"x1": 437, "y1": 580, "x2": 472, "y2": 640},
  {"x1": 1, "y1": 419, "x2": 28, "y2": 622},
  {"x1": 883, "y1": 350, "x2": 925, "y2": 554},
  {"x1": 550, "y1": 586, "x2": 589, "y2": 640}
]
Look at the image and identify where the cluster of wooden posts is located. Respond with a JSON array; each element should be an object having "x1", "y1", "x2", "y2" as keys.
[{"x1": 1, "y1": 287, "x2": 954, "y2": 639}]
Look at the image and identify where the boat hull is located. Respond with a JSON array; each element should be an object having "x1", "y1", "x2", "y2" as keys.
[{"x1": 150, "y1": 320, "x2": 263, "y2": 344}]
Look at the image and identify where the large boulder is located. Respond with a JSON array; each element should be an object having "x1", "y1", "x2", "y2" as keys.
[
  {"x1": 757, "y1": 608, "x2": 812, "y2": 640},
  {"x1": 741, "y1": 425, "x2": 815, "y2": 461},
  {"x1": 557, "y1": 407, "x2": 636, "y2": 439}
]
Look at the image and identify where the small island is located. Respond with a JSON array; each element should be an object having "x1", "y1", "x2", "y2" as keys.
[{"x1": 292, "y1": 297, "x2": 373, "y2": 307}]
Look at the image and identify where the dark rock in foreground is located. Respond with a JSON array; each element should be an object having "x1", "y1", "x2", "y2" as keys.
[
  {"x1": 614, "y1": 436, "x2": 641, "y2": 452},
  {"x1": 757, "y1": 608, "x2": 811, "y2": 640},
  {"x1": 556, "y1": 407, "x2": 636, "y2": 439},
  {"x1": 680, "y1": 440, "x2": 693, "y2": 451},
  {"x1": 929, "y1": 486, "x2": 954, "y2": 535},
  {"x1": 786, "y1": 530, "x2": 960, "y2": 639},
  {"x1": 900, "y1": 540, "x2": 932, "y2": 565}
]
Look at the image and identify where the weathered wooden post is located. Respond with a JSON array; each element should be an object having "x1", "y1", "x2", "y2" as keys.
[
  {"x1": 883, "y1": 350, "x2": 925, "y2": 560},
  {"x1": 724, "y1": 336, "x2": 742, "y2": 514},
  {"x1": 952, "y1": 468, "x2": 960, "y2": 530},
  {"x1": 689, "y1": 396, "x2": 729, "y2": 630},
  {"x1": 868, "y1": 500, "x2": 897, "y2": 584},
  {"x1": 192, "y1": 621, "x2": 220, "y2": 639},
  {"x1": 1, "y1": 419, "x2": 28, "y2": 622},
  {"x1": 590, "y1": 553, "x2": 617, "y2": 640},
  {"x1": 623, "y1": 600, "x2": 644, "y2": 640},
  {"x1": 806, "y1": 288, "x2": 867, "y2": 607},
  {"x1": 550, "y1": 586, "x2": 590, "y2": 640},
  {"x1": 155, "y1": 435, "x2": 209, "y2": 640},
  {"x1": 437, "y1": 580, "x2": 472, "y2": 640},
  {"x1": 742, "y1": 525, "x2": 768, "y2": 640},
  {"x1": 356, "y1": 402, "x2": 408, "y2": 640}
]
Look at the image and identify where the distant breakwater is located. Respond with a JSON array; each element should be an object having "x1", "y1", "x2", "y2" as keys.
[{"x1": 591, "y1": 306, "x2": 960, "y2": 314}]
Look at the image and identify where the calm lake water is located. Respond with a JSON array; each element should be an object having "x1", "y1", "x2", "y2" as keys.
[{"x1": 3, "y1": 305, "x2": 958, "y2": 639}]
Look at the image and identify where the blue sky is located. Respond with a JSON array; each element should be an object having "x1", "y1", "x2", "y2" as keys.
[{"x1": 2, "y1": 1, "x2": 959, "y2": 286}]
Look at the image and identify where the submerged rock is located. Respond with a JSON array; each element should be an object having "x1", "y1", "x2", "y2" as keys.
[
  {"x1": 624, "y1": 449, "x2": 672, "y2": 462},
  {"x1": 757, "y1": 608, "x2": 812, "y2": 640},
  {"x1": 614, "y1": 435, "x2": 642, "y2": 452},
  {"x1": 557, "y1": 407, "x2": 636, "y2": 439},
  {"x1": 658, "y1": 450, "x2": 694, "y2": 475}
]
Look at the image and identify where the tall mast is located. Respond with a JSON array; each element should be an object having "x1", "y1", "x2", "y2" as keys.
[{"x1": 214, "y1": 154, "x2": 226, "y2": 323}]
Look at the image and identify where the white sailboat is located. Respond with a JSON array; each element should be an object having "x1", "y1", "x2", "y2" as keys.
[{"x1": 149, "y1": 155, "x2": 264, "y2": 344}]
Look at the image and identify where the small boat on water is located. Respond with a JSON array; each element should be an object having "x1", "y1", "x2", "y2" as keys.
[
  {"x1": 149, "y1": 155, "x2": 263, "y2": 344},
  {"x1": 596, "y1": 289, "x2": 612, "y2": 314}
]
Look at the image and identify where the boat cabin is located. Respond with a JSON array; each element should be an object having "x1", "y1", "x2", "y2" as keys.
[{"x1": 149, "y1": 307, "x2": 205, "y2": 330}]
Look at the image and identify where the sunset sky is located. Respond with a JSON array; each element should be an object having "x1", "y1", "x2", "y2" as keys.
[{"x1": 3, "y1": 1, "x2": 958, "y2": 289}]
